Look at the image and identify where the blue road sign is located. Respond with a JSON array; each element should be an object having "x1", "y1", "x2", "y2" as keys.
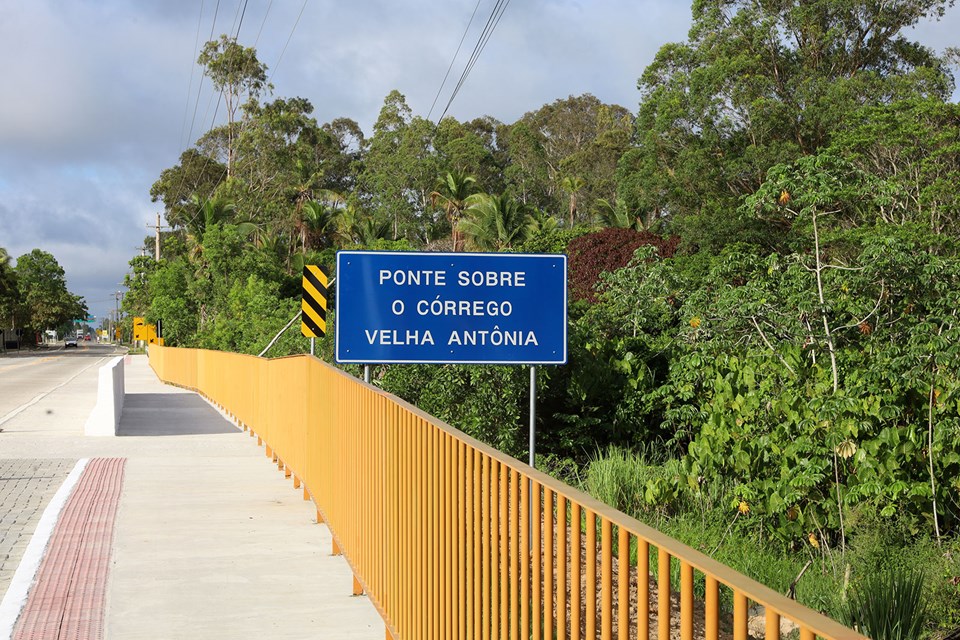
[{"x1": 335, "y1": 251, "x2": 567, "y2": 365}]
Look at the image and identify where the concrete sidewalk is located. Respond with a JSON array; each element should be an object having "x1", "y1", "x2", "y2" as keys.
[{"x1": 0, "y1": 354, "x2": 383, "y2": 639}]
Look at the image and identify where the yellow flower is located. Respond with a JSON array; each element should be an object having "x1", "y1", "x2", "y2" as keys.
[
  {"x1": 778, "y1": 190, "x2": 791, "y2": 205},
  {"x1": 690, "y1": 317, "x2": 702, "y2": 329},
  {"x1": 808, "y1": 532, "x2": 820, "y2": 548},
  {"x1": 738, "y1": 501, "x2": 750, "y2": 514}
]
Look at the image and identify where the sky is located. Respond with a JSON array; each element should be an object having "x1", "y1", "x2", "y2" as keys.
[{"x1": 0, "y1": 0, "x2": 957, "y2": 325}]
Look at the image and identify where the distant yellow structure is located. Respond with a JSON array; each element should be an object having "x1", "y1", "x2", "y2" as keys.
[{"x1": 132, "y1": 317, "x2": 164, "y2": 345}]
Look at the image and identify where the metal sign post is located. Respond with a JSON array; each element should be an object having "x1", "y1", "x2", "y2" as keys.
[{"x1": 529, "y1": 365, "x2": 536, "y2": 467}]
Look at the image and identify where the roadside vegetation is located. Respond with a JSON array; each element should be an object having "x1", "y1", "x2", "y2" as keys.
[
  {"x1": 0, "y1": 247, "x2": 87, "y2": 345},
  {"x1": 124, "y1": 2, "x2": 960, "y2": 635}
]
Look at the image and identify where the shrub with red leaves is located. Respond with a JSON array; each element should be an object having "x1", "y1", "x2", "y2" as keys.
[{"x1": 567, "y1": 228, "x2": 679, "y2": 302}]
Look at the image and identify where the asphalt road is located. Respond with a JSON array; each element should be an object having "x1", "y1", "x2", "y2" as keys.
[{"x1": 0, "y1": 343, "x2": 125, "y2": 427}]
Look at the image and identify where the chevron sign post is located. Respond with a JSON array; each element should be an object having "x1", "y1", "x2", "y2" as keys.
[{"x1": 301, "y1": 265, "x2": 329, "y2": 338}]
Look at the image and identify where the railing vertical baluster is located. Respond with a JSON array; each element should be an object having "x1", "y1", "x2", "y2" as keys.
[
  {"x1": 460, "y1": 441, "x2": 469, "y2": 640},
  {"x1": 440, "y1": 432, "x2": 449, "y2": 639},
  {"x1": 490, "y1": 459, "x2": 499, "y2": 639},
  {"x1": 500, "y1": 463, "x2": 509, "y2": 636},
  {"x1": 618, "y1": 527, "x2": 628, "y2": 639},
  {"x1": 520, "y1": 471, "x2": 529, "y2": 639},
  {"x1": 601, "y1": 518, "x2": 612, "y2": 640},
  {"x1": 658, "y1": 548, "x2": 671, "y2": 640},
  {"x1": 545, "y1": 490, "x2": 555, "y2": 640},
  {"x1": 706, "y1": 576, "x2": 719, "y2": 640},
  {"x1": 681, "y1": 560, "x2": 694, "y2": 640},
  {"x1": 766, "y1": 609, "x2": 781, "y2": 640},
  {"x1": 734, "y1": 591, "x2": 748, "y2": 640},
  {"x1": 480, "y1": 456, "x2": 493, "y2": 640},
  {"x1": 532, "y1": 481, "x2": 542, "y2": 640},
  {"x1": 511, "y1": 468, "x2": 521, "y2": 640},
  {"x1": 556, "y1": 494, "x2": 566, "y2": 640},
  {"x1": 587, "y1": 511, "x2": 597, "y2": 640},
  {"x1": 473, "y1": 448, "x2": 483, "y2": 640},
  {"x1": 571, "y1": 502, "x2": 581, "y2": 640}
]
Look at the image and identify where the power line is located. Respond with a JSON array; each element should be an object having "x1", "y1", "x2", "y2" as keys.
[
  {"x1": 254, "y1": 0, "x2": 274, "y2": 47},
  {"x1": 269, "y1": 0, "x2": 309, "y2": 83},
  {"x1": 186, "y1": 0, "x2": 222, "y2": 147},
  {"x1": 179, "y1": 0, "x2": 206, "y2": 151},
  {"x1": 437, "y1": 0, "x2": 513, "y2": 125},
  {"x1": 180, "y1": 0, "x2": 306, "y2": 234},
  {"x1": 231, "y1": 0, "x2": 250, "y2": 41},
  {"x1": 427, "y1": 0, "x2": 484, "y2": 122}
]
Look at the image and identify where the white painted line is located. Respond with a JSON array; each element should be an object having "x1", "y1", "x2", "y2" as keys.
[{"x1": 0, "y1": 458, "x2": 90, "y2": 640}]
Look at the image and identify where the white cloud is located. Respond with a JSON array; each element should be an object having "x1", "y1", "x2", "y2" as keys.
[{"x1": 0, "y1": 0, "x2": 955, "y2": 321}]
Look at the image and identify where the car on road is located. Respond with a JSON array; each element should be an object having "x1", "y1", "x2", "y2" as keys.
[
  {"x1": 84, "y1": 335, "x2": 91, "y2": 341},
  {"x1": 64, "y1": 336, "x2": 78, "y2": 348}
]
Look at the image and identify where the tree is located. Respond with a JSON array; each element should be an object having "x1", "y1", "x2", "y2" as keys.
[
  {"x1": 361, "y1": 91, "x2": 437, "y2": 242},
  {"x1": 430, "y1": 170, "x2": 477, "y2": 251},
  {"x1": 297, "y1": 197, "x2": 340, "y2": 252},
  {"x1": 460, "y1": 193, "x2": 533, "y2": 251},
  {"x1": 0, "y1": 247, "x2": 17, "y2": 327},
  {"x1": 499, "y1": 95, "x2": 633, "y2": 224},
  {"x1": 14, "y1": 250, "x2": 86, "y2": 333},
  {"x1": 829, "y1": 98, "x2": 960, "y2": 236},
  {"x1": 197, "y1": 35, "x2": 271, "y2": 178},
  {"x1": 150, "y1": 149, "x2": 226, "y2": 230},
  {"x1": 627, "y1": 0, "x2": 955, "y2": 252},
  {"x1": 185, "y1": 194, "x2": 237, "y2": 260},
  {"x1": 559, "y1": 175, "x2": 586, "y2": 227}
]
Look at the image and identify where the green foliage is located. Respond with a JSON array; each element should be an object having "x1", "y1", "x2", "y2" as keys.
[
  {"x1": 842, "y1": 569, "x2": 928, "y2": 640},
  {"x1": 626, "y1": 0, "x2": 954, "y2": 252},
  {"x1": 379, "y1": 364, "x2": 528, "y2": 457},
  {"x1": 0, "y1": 246, "x2": 19, "y2": 327},
  {"x1": 584, "y1": 446, "x2": 670, "y2": 517},
  {"x1": 460, "y1": 192, "x2": 533, "y2": 251},
  {"x1": 13, "y1": 249, "x2": 86, "y2": 333},
  {"x1": 567, "y1": 228, "x2": 679, "y2": 301}
]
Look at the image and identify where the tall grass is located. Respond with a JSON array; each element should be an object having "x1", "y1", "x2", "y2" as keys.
[
  {"x1": 841, "y1": 569, "x2": 928, "y2": 640},
  {"x1": 584, "y1": 445, "x2": 663, "y2": 517},
  {"x1": 576, "y1": 447, "x2": 960, "y2": 636}
]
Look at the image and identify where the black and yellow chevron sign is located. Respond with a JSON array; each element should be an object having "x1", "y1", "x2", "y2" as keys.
[{"x1": 301, "y1": 265, "x2": 329, "y2": 337}]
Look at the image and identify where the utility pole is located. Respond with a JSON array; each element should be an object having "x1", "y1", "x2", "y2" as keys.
[
  {"x1": 115, "y1": 291, "x2": 122, "y2": 344},
  {"x1": 147, "y1": 214, "x2": 169, "y2": 261}
]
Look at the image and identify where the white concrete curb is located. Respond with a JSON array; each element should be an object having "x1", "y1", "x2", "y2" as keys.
[
  {"x1": 0, "y1": 459, "x2": 89, "y2": 640},
  {"x1": 84, "y1": 356, "x2": 125, "y2": 436}
]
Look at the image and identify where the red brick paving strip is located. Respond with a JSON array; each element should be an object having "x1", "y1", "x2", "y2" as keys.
[{"x1": 12, "y1": 458, "x2": 125, "y2": 640}]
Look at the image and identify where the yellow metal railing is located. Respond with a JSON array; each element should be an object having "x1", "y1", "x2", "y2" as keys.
[{"x1": 148, "y1": 345, "x2": 867, "y2": 640}]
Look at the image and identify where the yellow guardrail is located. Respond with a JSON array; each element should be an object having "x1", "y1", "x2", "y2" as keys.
[{"x1": 148, "y1": 345, "x2": 866, "y2": 640}]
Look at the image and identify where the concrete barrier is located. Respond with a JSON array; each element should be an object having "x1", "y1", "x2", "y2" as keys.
[{"x1": 84, "y1": 356, "x2": 125, "y2": 436}]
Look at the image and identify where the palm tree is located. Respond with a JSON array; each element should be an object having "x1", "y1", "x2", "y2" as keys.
[
  {"x1": 430, "y1": 170, "x2": 477, "y2": 251},
  {"x1": 185, "y1": 194, "x2": 236, "y2": 260},
  {"x1": 559, "y1": 175, "x2": 586, "y2": 227},
  {"x1": 592, "y1": 197, "x2": 652, "y2": 230},
  {"x1": 352, "y1": 217, "x2": 392, "y2": 246},
  {"x1": 460, "y1": 193, "x2": 533, "y2": 252},
  {"x1": 292, "y1": 159, "x2": 324, "y2": 211},
  {"x1": 527, "y1": 209, "x2": 560, "y2": 236},
  {"x1": 296, "y1": 198, "x2": 341, "y2": 252}
]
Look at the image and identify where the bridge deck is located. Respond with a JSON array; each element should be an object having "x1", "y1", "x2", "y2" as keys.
[{"x1": 0, "y1": 353, "x2": 382, "y2": 640}]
